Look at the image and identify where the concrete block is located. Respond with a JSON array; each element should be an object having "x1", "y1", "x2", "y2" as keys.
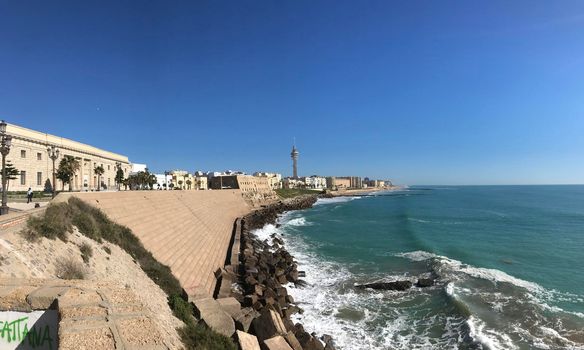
[
  {"x1": 0, "y1": 285, "x2": 34, "y2": 312},
  {"x1": 236, "y1": 330, "x2": 261, "y2": 350},
  {"x1": 26, "y1": 286, "x2": 69, "y2": 309},
  {"x1": 252, "y1": 307, "x2": 287, "y2": 342},
  {"x1": 192, "y1": 298, "x2": 235, "y2": 337},
  {"x1": 263, "y1": 335, "x2": 294, "y2": 350},
  {"x1": 284, "y1": 332, "x2": 303, "y2": 350},
  {"x1": 217, "y1": 297, "x2": 241, "y2": 318},
  {"x1": 234, "y1": 307, "x2": 259, "y2": 332}
]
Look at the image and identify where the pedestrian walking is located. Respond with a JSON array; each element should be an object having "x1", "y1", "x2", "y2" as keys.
[{"x1": 27, "y1": 187, "x2": 33, "y2": 203}]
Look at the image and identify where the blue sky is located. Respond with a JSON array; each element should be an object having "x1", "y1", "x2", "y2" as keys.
[{"x1": 1, "y1": 1, "x2": 584, "y2": 185}]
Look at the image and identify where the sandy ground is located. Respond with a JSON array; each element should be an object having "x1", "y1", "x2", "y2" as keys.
[{"x1": 0, "y1": 220, "x2": 184, "y2": 348}]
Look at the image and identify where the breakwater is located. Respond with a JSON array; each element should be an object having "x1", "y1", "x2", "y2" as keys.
[{"x1": 234, "y1": 194, "x2": 337, "y2": 349}]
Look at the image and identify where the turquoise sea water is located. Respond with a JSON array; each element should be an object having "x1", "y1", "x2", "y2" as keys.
[{"x1": 252, "y1": 186, "x2": 584, "y2": 349}]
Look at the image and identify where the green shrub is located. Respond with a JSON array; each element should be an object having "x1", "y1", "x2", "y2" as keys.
[
  {"x1": 169, "y1": 294, "x2": 194, "y2": 325},
  {"x1": 72, "y1": 212, "x2": 99, "y2": 240},
  {"x1": 178, "y1": 322, "x2": 237, "y2": 350},
  {"x1": 26, "y1": 203, "x2": 72, "y2": 241},
  {"x1": 80, "y1": 242, "x2": 93, "y2": 263}
]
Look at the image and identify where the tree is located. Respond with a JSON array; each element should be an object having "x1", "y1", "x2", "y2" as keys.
[
  {"x1": 186, "y1": 179, "x2": 192, "y2": 190},
  {"x1": 56, "y1": 156, "x2": 80, "y2": 191},
  {"x1": 126, "y1": 169, "x2": 157, "y2": 190},
  {"x1": 94, "y1": 165, "x2": 105, "y2": 191},
  {"x1": 2, "y1": 161, "x2": 20, "y2": 192},
  {"x1": 44, "y1": 179, "x2": 53, "y2": 194},
  {"x1": 169, "y1": 183, "x2": 174, "y2": 190},
  {"x1": 178, "y1": 180, "x2": 183, "y2": 189},
  {"x1": 115, "y1": 167, "x2": 124, "y2": 191}
]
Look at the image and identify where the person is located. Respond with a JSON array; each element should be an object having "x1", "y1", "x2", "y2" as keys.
[{"x1": 27, "y1": 187, "x2": 33, "y2": 203}]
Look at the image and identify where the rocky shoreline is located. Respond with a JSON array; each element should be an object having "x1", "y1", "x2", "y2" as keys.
[{"x1": 232, "y1": 194, "x2": 336, "y2": 350}]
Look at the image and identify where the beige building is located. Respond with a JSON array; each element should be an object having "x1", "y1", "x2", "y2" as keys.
[
  {"x1": 253, "y1": 172, "x2": 282, "y2": 190},
  {"x1": 170, "y1": 171, "x2": 208, "y2": 190},
  {"x1": 326, "y1": 176, "x2": 351, "y2": 190},
  {"x1": 3, "y1": 123, "x2": 131, "y2": 192},
  {"x1": 210, "y1": 174, "x2": 277, "y2": 203},
  {"x1": 195, "y1": 176, "x2": 208, "y2": 190}
]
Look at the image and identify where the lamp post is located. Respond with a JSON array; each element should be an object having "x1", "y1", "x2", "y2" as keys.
[
  {"x1": 47, "y1": 145, "x2": 60, "y2": 199},
  {"x1": 1, "y1": 120, "x2": 13, "y2": 215}
]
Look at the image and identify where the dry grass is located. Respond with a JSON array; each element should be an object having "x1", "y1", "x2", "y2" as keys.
[
  {"x1": 80, "y1": 242, "x2": 93, "y2": 263},
  {"x1": 56, "y1": 258, "x2": 86, "y2": 280}
]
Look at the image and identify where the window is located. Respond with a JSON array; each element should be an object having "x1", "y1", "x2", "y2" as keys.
[
  {"x1": 20, "y1": 171, "x2": 26, "y2": 185},
  {"x1": 37, "y1": 172, "x2": 42, "y2": 186},
  {"x1": 21, "y1": 150, "x2": 26, "y2": 158},
  {"x1": 37, "y1": 152, "x2": 42, "y2": 160},
  {"x1": 107, "y1": 165, "x2": 110, "y2": 170}
]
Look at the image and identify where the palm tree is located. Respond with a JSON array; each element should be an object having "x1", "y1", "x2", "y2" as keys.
[
  {"x1": 186, "y1": 179, "x2": 192, "y2": 190},
  {"x1": 94, "y1": 165, "x2": 105, "y2": 191},
  {"x1": 56, "y1": 156, "x2": 80, "y2": 191},
  {"x1": 178, "y1": 180, "x2": 183, "y2": 189}
]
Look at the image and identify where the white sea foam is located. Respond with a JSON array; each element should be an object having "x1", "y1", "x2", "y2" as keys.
[
  {"x1": 467, "y1": 316, "x2": 518, "y2": 350},
  {"x1": 313, "y1": 197, "x2": 360, "y2": 206},
  {"x1": 395, "y1": 250, "x2": 439, "y2": 262},
  {"x1": 396, "y1": 250, "x2": 543, "y2": 292},
  {"x1": 285, "y1": 217, "x2": 309, "y2": 226},
  {"x1": 251, "y1": 223, "x2": 277, "y2": 241}
]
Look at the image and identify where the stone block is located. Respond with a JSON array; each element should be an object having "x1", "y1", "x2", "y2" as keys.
[
  {"x1": 252, "y1": 307, "x2": 287, "y2": 342},
  {"x1": 233, "y1": 307, "x2": 259, "y2": 332},
  {"x1": 284, "y1": 331, "x2": 303, "y2": 350},
  {"x1": 263, "y1": 335, "x2": 294, "y2": 350},
  {"x1": 59, "y1": 326, "x2": 116, "y2": 350},
  {"x1": 26, "y1": 286, "x2": 69, "y2": 309},
  {"x1": 236, "y1": 330, "x2": 261, "y2": 350},
  {"x1": 0, "y1": 285, "x2": 34, "y2": 312},
  {"x1": 217, "y1": 297, "x2": 241, "y2": 318},
  {"x1": 192, "y1": 298, "x2": 235, "y2": 337},
  {"x1": 116, "y1": 316, "x2": 164, "y2": 347}
]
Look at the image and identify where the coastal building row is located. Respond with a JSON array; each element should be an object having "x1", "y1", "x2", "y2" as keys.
[
  {"x1": 3, "y1": 123, "x2": 132, "y2": 192},
  {"x1": 283, "y1": 175, "x2": 393, "y2": 191}
]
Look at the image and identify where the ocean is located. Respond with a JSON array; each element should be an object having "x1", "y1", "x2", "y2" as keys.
[{"x1": 252, "y1": 186, "x2": 584, "y2": 349}]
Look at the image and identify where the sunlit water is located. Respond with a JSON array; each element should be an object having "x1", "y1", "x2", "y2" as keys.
[{"x1": 252, "y1": 186, "x2": 584, "y2": 349}]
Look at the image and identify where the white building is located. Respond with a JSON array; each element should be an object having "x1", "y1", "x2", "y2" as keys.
[
  {"x1": 303, "y1": 176, "x2": 327, "y2": 189},
  {"x1": 154, "y1": 173, "x2": 172, "y2": 190},
  {"x1": 283, "y1": 177, "x2": 305, "y2": 189},
  {"x1": 131, "y1": 163, "x2": 147, "y2": 174}
]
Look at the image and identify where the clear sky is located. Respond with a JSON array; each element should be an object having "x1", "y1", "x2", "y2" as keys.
[{"x1": 2, "y1": 1, "x2": 584, "y2": 185}]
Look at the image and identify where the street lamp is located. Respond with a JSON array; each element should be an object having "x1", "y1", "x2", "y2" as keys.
[
  {"x1": 1, "y1": 120, "x2": 13, "y2": 215},
  {"x1": 47, "y1": 145, "x2": 60, "y2": 199}
]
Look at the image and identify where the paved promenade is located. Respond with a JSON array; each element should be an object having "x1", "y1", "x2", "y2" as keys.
[{"x1": 56, "y1": 190, "x2": 251, "y2": 297}]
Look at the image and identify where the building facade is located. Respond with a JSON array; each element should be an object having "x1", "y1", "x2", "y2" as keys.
[
  {"x1": 282, "y1": 178, "x2": 305, "y2": 189},
  {"x1": 302, "y1": 176, "x2": 327, "y2": 189},
  {"x1": 326, "y1": 176, "x2": 351, "y2": 190},
  {"x1": 3, "y1": 123, "x2": 132, "y2": 192},
  {"x1": 210, "y1": 174, "x2": 277, "y2": 202},
  {"x1": 253, "y1": 172, "x2": 282, "y2": 190}
]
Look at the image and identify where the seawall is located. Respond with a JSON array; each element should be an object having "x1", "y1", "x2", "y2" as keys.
[{"x1": 55, "y1": 190, "x2": 251, "y2": 297}]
